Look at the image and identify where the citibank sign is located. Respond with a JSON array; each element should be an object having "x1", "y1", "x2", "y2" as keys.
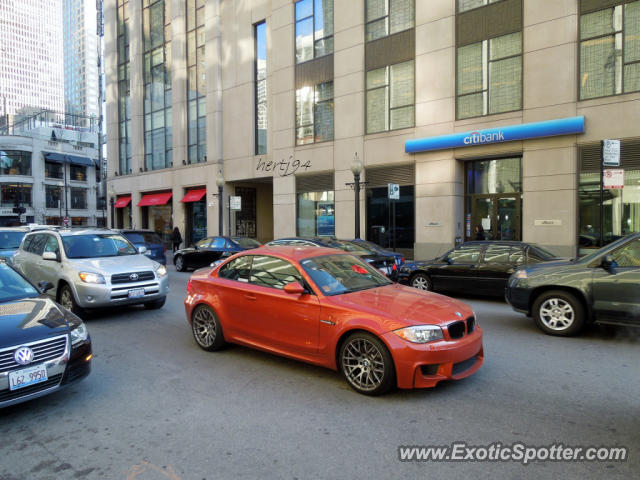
[{"x1": 405, "y1": 116, "x2": 585, "y2": 154}]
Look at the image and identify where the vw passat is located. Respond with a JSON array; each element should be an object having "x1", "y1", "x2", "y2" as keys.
[
  {"x1": 0, "y1": 261, "x2": 91, "y2": 408},
  {"x1": 185, "y1": 247, "x2": 483, "y2": 396}
]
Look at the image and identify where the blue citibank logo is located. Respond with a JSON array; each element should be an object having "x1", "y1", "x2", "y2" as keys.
[{"x1": 405, "y1": 116, "x2": 585, "y2": 154}]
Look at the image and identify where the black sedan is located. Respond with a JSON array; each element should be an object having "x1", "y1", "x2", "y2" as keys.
[
  {"x1": 506, "y1": 233, "x2": 640, "y2": 336},
  {"x1": 265, "y1": 237, "x2": 399, "y2": 278},
  {"x1": 174, "y1": 236, "x2": 262, "y2": 271},
  {"x1": 398, "y1": 241, "x2": 562, "y2": 296},
  {"x1": 0, "y1": 260, "x2": 92, "y2": 408}
]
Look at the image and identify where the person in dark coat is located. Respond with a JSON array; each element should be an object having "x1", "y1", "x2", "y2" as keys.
[
  {"x1": 171, "y1": 227, "x2": 182, "y2": 253},
  {"x1": 474, "y1": 225, "x2": 486, "y2": 241}
]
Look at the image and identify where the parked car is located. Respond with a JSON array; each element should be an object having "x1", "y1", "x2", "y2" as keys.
[
  {"x1": 0, "y1": 259, "x2": 92, "y2": 408},
  {"x1": 0, "y1": 227, "x2": 29, "y2": 262},
  {"x1": 350, "y1": 238, "x2": 405, "y2": 266},
  {"x1": 265, "y1": 237, "x2": 399, "y2": 278},
  {"x1": 174, "y1": 236, "x2": 262, "y2": 272},
  {"x1": 119, "y1": 229, "x2": 167, "y2": 265},
  {"x1": 12, "y1": 228, "x2": 169, "y2": 316},
  {"x1": 185, "y1": 246, "x2": 483, "y2": 395},
  {"x1": 399, "y1": 241, "x2": 563, "y2": 296},
  {"x1": 506, "y1": 233, "x2": 640, "y2": 336}
]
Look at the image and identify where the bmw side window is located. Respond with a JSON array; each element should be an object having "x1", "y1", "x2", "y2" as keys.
[
  {"x1": 219, "y1": 256, "x2": 252, "y2": 282},
  {"x1": 611, "y1": 240, "x2": 640, "y2": 268},
  {"x1": 249, "y1": 256, "x2": 303, "y2": 290}
]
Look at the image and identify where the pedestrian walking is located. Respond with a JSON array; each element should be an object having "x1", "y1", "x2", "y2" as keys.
[{"x1": 171, "y1": 227, "x2": 183, "y2": 253}]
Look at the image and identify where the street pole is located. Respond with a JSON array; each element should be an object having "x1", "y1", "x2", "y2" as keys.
[
  {"x1": 218, "y1": 185, "x2": 223, "y2": 236},
  {"x1": 110, "y1": 197, "x2": 115, "y2": 229},
  {"x1": 354, "y1": 172, "x2": 360, "y2": 239},
  {"x1": 599, "y1": 140, "x2": 604, "y2": 248}
]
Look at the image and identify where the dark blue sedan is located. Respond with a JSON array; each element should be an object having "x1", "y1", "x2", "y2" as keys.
[
  {"x1": 174, "y1": 236, "x2": 261, "y2": 271},
  {"x1": 0, "y1": 227, "x2": 28, "y2": 263},
  {"x1": 119, "y1": 229, "x2": 167, "y2": 265},
  {"x1": 350, "y1": 238, "x2": 405, "y2": 267}
]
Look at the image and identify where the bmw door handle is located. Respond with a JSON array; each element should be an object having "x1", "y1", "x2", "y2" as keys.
[{"x1": 244, "y1": 294, "x2": 256, "y2": 301}]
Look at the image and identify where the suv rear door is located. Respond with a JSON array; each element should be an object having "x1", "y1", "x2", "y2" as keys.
[{"x1": 14, "y1": 233, "x2": 47, "y2": 280}]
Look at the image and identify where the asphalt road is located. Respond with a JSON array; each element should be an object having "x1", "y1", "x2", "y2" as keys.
[{"x1": 1, "y1": 266, "x2": 639, "y2": 480}]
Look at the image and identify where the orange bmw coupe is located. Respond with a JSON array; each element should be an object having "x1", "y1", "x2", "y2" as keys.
[{"x1": 185, "y1": 247, "x2": 483, "y2": 395}]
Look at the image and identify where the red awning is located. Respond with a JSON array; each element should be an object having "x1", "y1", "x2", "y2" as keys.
[
  {"x1": 137, "y1": 192, "x2": 173, "y2": 207},
  {"x1": 180, "y1": 188, "x2": 207, "y2": 203},
  {"x1": 114, "y1": 196, "x2": 132, "y2": 208}
]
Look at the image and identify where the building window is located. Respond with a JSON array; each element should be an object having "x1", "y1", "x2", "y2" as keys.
[
  {"x1": 255, "y1": 21, "x2": 267, "y2": 155},
  {"x1": 187, "y1": 0, "x2": 206, "y2": 164},
  {"x1": 0, "y1": 184, "x2": 32, "y2": 207},
  {"x1": 365, "y1": 0, "x2": 414, "y2": 42},
  {"x1": 45, "y1": 161, "x2": 64, "y2": 179},
  {"x1": 297, "y1": 190, "x2": 335, "y2": 236},
  {"x1": 117, "y1": 0, "x2": 131, "y2": 175},
  {"x1": 0, "y1": 150, "x2": 31, "y2": 176},
  {"x1": 70, "y1": 187, "x2": 87, "y2": 210},
  {"x1": 296, "y1": 81, "x2": 334, "y2": 145},
  {"x1": 69, "y1": 165, "x2": 86, "y2": 181},
  {"x1": 45, "y1": 185, "x2": 62, "y2": 209},
  {"x1": 143, "y1": 0, "x2": 172, "y2": 171},
  {"x1": 457, "y1": 32, "x2": 522, "y2": 119},
  {"x1": 295, "y1": 0, "x2": 333, "y2": 63},
  {"x1": 580, "y1": 1, "x2": 640, "y2": 100},
  {"x1": 366, "y1": 60, "x2": 414, "y2": 134},
  {"x1": 458, "y1": 0, "x2": 504, "y2": 13}
]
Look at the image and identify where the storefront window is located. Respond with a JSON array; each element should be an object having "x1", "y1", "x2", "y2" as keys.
[
  {"x1": 69, "y1": 165, "x2": 87, "y2": 181},
  {"x1": 70, "y1": 188, "x2": 87, "y2": 209},
  {"x1": 366, "y1": 185, "x2": 414, "y2": 250},
  {"x1": 144, "y1": 205, "x2": 173, "y2": 247},
  {"x1": 0, "y1": 183, "x2": 32, "y2": 207},
  {"x1": 297, "y1": 191, "x2": 335, "y2": 237},
  {"x1": 0, "y1": 150, "x2": 31, "y2": 175},
  {"x1": 45, "y1": 161, "x2": 64, "y2": 179},
  {"x1": 45, "y1": 185, "x2": 62, "y2": 209}
]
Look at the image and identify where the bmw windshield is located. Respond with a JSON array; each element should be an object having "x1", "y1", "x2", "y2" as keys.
[
  {"x1": 300, "y1": 254, "x2": 391, "y2": 296},
  {"x1": 62, "y1": 234, "x2": 138, "y2": 259}
]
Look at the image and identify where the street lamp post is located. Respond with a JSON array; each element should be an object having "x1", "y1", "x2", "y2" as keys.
[
  {"x1": 109, "y1": 186, "x2": 116, "y2": 229},
  {"x1": 216, "y1": 169, "x2": 225, "y2": 236},
  {"x1": 350, "y1": 153, "x2": 363, "y2": 239}
]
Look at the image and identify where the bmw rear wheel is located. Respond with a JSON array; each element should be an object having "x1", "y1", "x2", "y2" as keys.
[
  {"x1": 410, "y1": 273, "x2": 432, "y2": 291},
  {"x1": 533, "y1": 290, "x2": 585, "y2": 336},
  {"x1": 191, "y1": 305, "x2": 225, "y2": 351},
  {"x1": 175, "y1": 255, "x2": 185, "y2": 272},
  {"x1": 339, "y1": 332, "x2": 395, "y2": 396}
]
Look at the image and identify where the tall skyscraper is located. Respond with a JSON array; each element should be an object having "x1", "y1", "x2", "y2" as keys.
[
  {"x1": 63, "y1": 0, "x2": 99, "y2": 118},
  {"x1": 0, "y1": 0, "x2": 64, "y2": 116}
]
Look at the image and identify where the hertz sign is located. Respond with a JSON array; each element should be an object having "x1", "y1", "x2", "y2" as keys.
[{"x1": 405, "y1": 116, "x2": 585, "y2": 154}]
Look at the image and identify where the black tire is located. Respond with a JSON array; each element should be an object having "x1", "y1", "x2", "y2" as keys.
[
  {"x1": 144, "y1": 297, "x2": 166, "y2": 310},
  {"x1": 533, "y1": 290, "x2": 585, "y2": 336},
  {"x1": 58, "y1": 284, "x2": 86, "y2": 317},
  {"x1": 339, "y1": 332, "x2": 396, "y2": 396},
  {"x1": 174, "y1": 255, "x2": 186, "y2": 272},
  {"x1": 191, "y1": 305, "x2": 226, "y2": 351},
  {"x1": 410, "y1": 272, "x2": 432, "y2": 291}
]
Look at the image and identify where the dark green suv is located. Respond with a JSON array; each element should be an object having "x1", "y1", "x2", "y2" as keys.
[{"x1": 506, "y1": 233, "x2": 640, "y2": 336}]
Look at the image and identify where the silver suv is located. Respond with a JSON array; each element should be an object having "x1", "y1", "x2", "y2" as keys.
[{"x1": 12, "y1": 228, "x2": 169, "y2": 315}]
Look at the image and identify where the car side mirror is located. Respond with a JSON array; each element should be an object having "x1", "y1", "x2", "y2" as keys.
[
  {"x1": 38, "y1": 281, "x2": 54, "y2": 292},
  {"x1": 138, "y1": 246, "x2": 147, "y2": 254},
  {"x1": 283, "y1": 282, "x2": 305, "y2": 295},
  {"x1": 601, "y1": 255, "x2": 617, "y2": 271},
  {"x1": 42, "y1": 251, "x2": 58, "y2": 262}
]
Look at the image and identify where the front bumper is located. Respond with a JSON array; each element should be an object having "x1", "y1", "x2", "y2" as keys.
[
  {"x1": 73, "y1": 274, "x2": 169, "y2": 308},
  {"x1": 505, "y1": 286, "x2": 531, "y2": 315},
  {"x1": 0, "y1": 336, "x2": 92, "y2": 409},
  {"x1": 381, "y1": 327, "x2": 484, "y2": 389}
]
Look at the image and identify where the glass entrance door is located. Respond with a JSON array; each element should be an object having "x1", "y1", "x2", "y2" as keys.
[{"x1": 468, "y1": 195, "x2": 521, "y2": 241}]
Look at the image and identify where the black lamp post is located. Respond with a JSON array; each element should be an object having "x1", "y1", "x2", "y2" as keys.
[
  {"x1": 349, "y1": 153, "x2": 363, "y2": 239},
  {"x1": 216, "y1": 169, "x2": 225, "y2": 236},
  {"x1": 109, "y1": 196, "x2": 115, "y2": 229}
]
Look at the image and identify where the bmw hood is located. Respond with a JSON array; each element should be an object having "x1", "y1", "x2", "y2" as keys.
[
  {"x1": 0, "y1": 296, "x2": 74, "y2": 348},
  {"x1": 68, "y1": 254, "x2": 159, "y2": 275}
]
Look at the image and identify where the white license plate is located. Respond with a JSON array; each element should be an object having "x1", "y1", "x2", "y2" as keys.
[
  {"x1": 128, "y1": 287, "x2": 145, "y2": 298},
  {"x1": 9, "y1": 364, "x2": 48, "y2": 391}
]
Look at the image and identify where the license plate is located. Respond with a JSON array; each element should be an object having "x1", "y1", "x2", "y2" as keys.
[
  {"x1": 128, "y1": 287, "x2": 145, "y2": 298},
  {"x1": 9, "y1": 364, "x2": 48, "y2": 391}
]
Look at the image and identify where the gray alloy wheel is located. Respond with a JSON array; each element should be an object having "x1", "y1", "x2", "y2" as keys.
[
  {"x1": 175, "y1": 255, "x2": 185, "y2": 272},
  {"x1": 191, "y1": 305, "x2": 225, "y2": 351},
  {"x1": 339, "y1": 332, "x2": 395, "y2": 396},
  {"x1": 410, "y1": 273, "x2": 432, "y2": 291},
  {"x1": 59, "y1": 285, "x2": 84, "y2": 317},
  {"x1": 533, "y1": 290, "x2": 585, "y2": 336}
]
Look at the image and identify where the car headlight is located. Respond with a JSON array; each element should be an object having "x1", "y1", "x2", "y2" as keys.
[
  {"x1": 400, "y1": 266, "x2": 410, "y2": 273},
  {"x1": 78, "y1": 272, "x2": 105, "y2": 284},
  {"x1": 155, "y1": 264, "x2": 167, "y2": 277},
  {"x1": 393, "y1": 325, "x2": 443, "y2": 344},
  {"x1": 70, "y1": 322, "x2": 88, "y2": 346},
  {"x1": 515, "y1": 270, "x2": 527, "y2": 279}
]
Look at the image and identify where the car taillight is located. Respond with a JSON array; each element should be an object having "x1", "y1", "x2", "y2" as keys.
[
  {"x1": 187, "y1": 280, "x2": 192, "y2": 293},
  {"x1": 392, "y1": 263, "x2": 397, "y2": 271}
]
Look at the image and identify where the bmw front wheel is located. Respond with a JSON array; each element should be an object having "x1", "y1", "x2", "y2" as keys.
[{"x1": 339, "y1": 332, "x2": 395, "y2": 396}]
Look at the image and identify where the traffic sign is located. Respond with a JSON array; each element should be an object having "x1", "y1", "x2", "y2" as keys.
[
  {"x1": 388, "y1": 183, "x2": 399, "y2": 200},
  {"x1": 63, "y1": 216, "x2": 70, "y2": 227},
  {"x1": 229, "y1": 196, "x2": 242, "y2": 211},
  {"x1": 602, "y1": 139, "x2": 620, "y2": 166}
]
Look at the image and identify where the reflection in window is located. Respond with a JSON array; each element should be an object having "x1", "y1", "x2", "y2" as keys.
[
  {"x1": 457, "y1": 0, "x2": 503, "y2": 13},
  {"x1": 117, "y1": 0, "x2": 131, "y2": 175},
  {"x1": 466, "y1": 158, "x2": 522, "y2": 194},
  {"x1": 580, "y1": 2, "x2": 640, "y2": 100},
  {"x1": 255, "y1": 21, "x2": 267, "y2": 155},
  {"x1": 297, "y1": 190, "x2": 335, "y2": 237},
  {"x1": 187, "y1": 0, "x2": 206, "y2": 164},
  {"x1": 365, "y1": 0, "x2": 414, "y2": 42},
  {"x1": 366, "y1": 60, "x2": 414, "y2": 134},
  {"x1": 296, "y1": 81, "x2": 334, "y2": 145},
  {"x1": 295, "y1": 0, "x2": 333, "y2": 63},
  {"x1": 250, "y1": 256, "x2": 302, "y2": 290},
  {"x1": 457, "y1": 32, "x2": 522, "y2": 119}
]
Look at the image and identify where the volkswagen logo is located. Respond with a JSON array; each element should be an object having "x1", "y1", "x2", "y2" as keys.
[
  {"x1": 14, "y1": 346, "x2": 34, "y2": 366},
  {"x1": 455, "y1": 312, "x2": 463, "y2": 318},
  {"x1": 129, "y1": 273, "x2": 139, "y2": 281}
]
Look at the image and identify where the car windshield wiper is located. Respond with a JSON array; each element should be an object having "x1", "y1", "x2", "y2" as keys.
[{"x1": 344, "y1": 285, "x2": 379, "y2": 293}]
